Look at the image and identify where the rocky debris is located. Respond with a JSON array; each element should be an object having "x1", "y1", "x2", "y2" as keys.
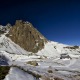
[
  {"x1": 63, "y1": 45, "x2": 79, "y2": 49},
  {"x1": 27, "y1": 61, "x2": 38, "y2": 66},
  {"x1": 7, "y1": 20, "x2": 47, "y2": 53}
]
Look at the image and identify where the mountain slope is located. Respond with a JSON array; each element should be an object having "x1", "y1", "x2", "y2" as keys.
[
  {"x1": 0, "y1": 34, "x2": 30, "y2": 55},
  {"x1": 0, "y1": 20, "x2": 80, "y2": 80},
  {"x1": 0, "y1": 20, "x2": 80, "y2": 60},
  {"x1": 37, "y1": 41, "x2": 80, "y2": 58}
]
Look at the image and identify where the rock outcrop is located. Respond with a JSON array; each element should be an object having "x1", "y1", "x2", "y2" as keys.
[{"x1": 7, "y1": 20, "x2": 47, "y2": 53}]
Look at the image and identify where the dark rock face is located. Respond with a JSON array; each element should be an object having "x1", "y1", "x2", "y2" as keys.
[{"x1": 7, "y1": 20, "x2": 47, "y2": 53}]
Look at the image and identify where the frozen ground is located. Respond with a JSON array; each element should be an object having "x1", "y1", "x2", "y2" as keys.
[{"x1": 3, "y1": 54, "x2": 80, "y2": 80}]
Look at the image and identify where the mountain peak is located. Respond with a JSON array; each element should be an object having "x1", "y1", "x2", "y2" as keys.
[
  {"x1": 15, "y1": 20, "x2": 31, "y2": 25},
  {"x1": 7, "y1": 20, "x2": 47, "y2": 53}
]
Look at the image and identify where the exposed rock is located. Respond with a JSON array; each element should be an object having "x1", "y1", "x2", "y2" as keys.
[
  {"x1": 0, "y1": 66, "x2": 10, "y2": 80},
  {"x1": 7, "y1": 20, "x2": 47, "y2": 53},
  {"x1": 63, "y1": 45, "x2": 79, "y2": 49},
  {"x1": 27, "y1": 61, "x2": 38, "y2": 66}
]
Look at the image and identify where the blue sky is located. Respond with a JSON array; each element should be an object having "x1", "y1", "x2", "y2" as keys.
[{"x1": 0, "y1": 0, "x2": 80, "y2": 45}]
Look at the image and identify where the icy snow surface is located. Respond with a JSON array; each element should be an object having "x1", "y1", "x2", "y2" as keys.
[{"x1": 4, "y1": 67, "x2": 35, "y2": 80}]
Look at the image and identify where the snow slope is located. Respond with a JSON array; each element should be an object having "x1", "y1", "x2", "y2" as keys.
[
  {"x1": 4, "y1": 67, "x2": 36, "y2": 80},
  {"x1": 0, "y1": 34, "x2": 31, "y2": 55},
  {"x1": 37, "y1": 41, "x2": 80, "y2": 58}
]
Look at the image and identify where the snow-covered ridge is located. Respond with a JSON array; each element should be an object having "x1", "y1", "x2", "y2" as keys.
[
  {"x1": 37, "y1": 41, "x2": 80, "y2": 58},
  {"x1": 0, "y1": 25, "x2": 11, "y2": 32}
]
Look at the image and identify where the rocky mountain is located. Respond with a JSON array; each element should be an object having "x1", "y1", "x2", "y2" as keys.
[{"x1": 6, "y1": 20, "x2": 47, "y2": 53}]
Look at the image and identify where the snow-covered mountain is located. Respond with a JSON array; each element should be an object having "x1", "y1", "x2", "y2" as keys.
[{"x1": 0, "y1": 20, "x2": 80, "y2": 80}]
